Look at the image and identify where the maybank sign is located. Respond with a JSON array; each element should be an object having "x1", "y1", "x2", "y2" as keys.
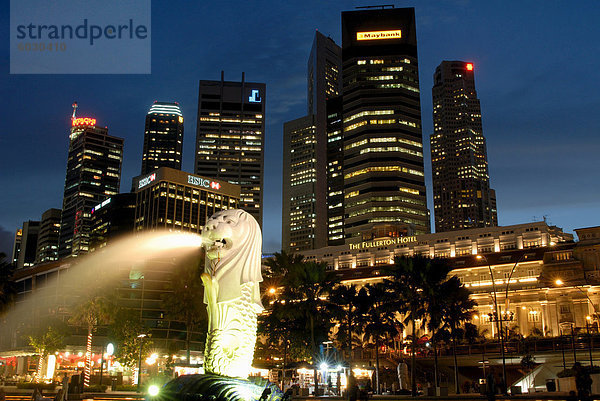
[
  {"x1": 356, "y1": 30, "x2": 402, "y2": 41},
  {"x1": 349, "y1": 236, "x2": 417, "y2": 250}
]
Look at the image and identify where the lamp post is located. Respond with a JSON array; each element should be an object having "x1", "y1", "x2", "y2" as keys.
[
  {"x1": 99, "y1": 342, "x2": 114, "y2": 386},
  {"x1": 137, "y1": 334, "x2": 148, "y2": 392},
  {"x1": 476, "y1": 254, "x2": 507, "y2": 392},
  {"x1": 555, "y1": 279, "x2": 599, "y2": 367}
]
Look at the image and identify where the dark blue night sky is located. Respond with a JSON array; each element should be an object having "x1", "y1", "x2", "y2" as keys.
[{"x1": 1, "y1": 1, "x2": 599, "y2": 255}]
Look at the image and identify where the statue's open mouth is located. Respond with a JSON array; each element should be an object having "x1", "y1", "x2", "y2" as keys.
[{"x1": 204, "y1": 236, "x2": 233, "y2": 253}]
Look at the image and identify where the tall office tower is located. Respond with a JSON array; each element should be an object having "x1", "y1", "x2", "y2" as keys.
[
  {"x1": 15, "y1": 220, "x2": 40, "y2": 269},
  {"x1": 11, "y1": 229, "x2": 22, "y2": 267},
  {"x1": 281, "y1": 32, "x2": 342, "y2": 252},
  {"x1": 195, "y1": 72, "x2": 265, "y2": 227},
  {"x1": 59, "y1": 116, "x2": 124, "y2": 258},
  {"x1": 326, "y1": 96, "x2": 345, "y2": 245},
  {"x1": 35, "y1": 208, "x2": 62, "y2": 264},
  {"x1": 431, "y1": 61, "x2": 498, "y2": 232},
  {"x1": 133, "y1": 167, "x2": 240, "y2": 233},
  {"x1": 141, "y1": 102, "x2": 184, "y2": 175},
  {"x1": 89, "y1": 193, "x2": 136, "y2": 252},
  {"x1": 282, "y1": 115, "x2": 318, "y2": 252},
  {"x1": 341, "y1": 8, "x2": 430, "y2": 242}
]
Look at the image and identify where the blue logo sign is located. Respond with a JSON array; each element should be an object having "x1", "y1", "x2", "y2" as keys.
[{"x1": 248, "y1": 89, "x2": 261, "y2": 103}]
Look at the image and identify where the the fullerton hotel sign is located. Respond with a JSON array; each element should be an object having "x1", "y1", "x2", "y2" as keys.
[{"x1": 349, "y1": 236, "x2": 418, "y2": 250}]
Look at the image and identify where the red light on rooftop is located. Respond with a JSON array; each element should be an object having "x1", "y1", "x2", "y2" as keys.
[{"x1": 466, "y1": 63, "x2": 474, "y2": 71}]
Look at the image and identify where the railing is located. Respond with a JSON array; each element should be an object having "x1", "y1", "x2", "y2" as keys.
[{"x1": 356, "y1": 334, "x2": 600, "y2": 361}]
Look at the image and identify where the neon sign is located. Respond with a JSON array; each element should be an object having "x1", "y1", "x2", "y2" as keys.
[
  {"x1": 248, "y1": 89, "x2": 261, "y2": 103},
  {"x1": 356, "y1": 30, "x2": 402, "y2": 41},
  {"x1": 91, "y1": 198, "x2": 111, "y2": 214},
  {"x1": 348, "y1": 236, "x2": 417, "y2": 250},
  {"x1": 72, "y1": 117, "x2": 97, "y2": 127},
  {"x1": 187, "y1": 175, "x2": 221, "y2": 190},
  {"x1": 138, "y1": 173, "x2": 156, "y2": 189}
]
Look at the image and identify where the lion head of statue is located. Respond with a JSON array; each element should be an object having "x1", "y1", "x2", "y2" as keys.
[{"x1": 201, "y1": 209, "x2": 263, "y2": 308}]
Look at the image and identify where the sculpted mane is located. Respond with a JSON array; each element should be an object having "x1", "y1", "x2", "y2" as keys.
[{"x1": 203, "y1": 209, "x2": 263, "y2": 310}]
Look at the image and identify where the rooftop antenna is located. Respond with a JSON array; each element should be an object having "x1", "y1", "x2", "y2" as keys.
[
  {"x1": 71, "y1": 102, "x2": 78, "y2": 120},
  {"x1": 356, "y1": 4, "x2": 395, "y2": 9}
]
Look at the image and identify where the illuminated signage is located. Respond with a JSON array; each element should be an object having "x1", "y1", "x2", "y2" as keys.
[
  {"x1": 187, "y1": 175, "x2": 221, "y2": 190},
  {"x1": 72, "y1": 117, "x2": 97, "y2": 127},
  {"x1": 91, "y1": 198, "x2": 112, "y2": 214},
  {"x1": 349, "y1": 236, "x2": 417, "y2": 250},
  {"x1": 248, "y1": 89, "x2": 261, "y2": 103},
  {"x1": 138, "y1": 173, "x2": 156, "y2": 189},
  {"x1": 356, "y1": 30, "x2": 402, "y2": 41},
  {"x1": 466, "y1": 63, "x2": 474, "y2": 71}
]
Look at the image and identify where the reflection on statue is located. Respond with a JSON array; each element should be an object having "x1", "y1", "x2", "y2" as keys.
[{"x1": 201, "y1": 209, "x2": 264, "y2": 378}]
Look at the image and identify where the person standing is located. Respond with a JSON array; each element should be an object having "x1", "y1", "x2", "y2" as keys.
[
  {"x1": 61, "y1": 374, "x2": 69, "y2": 401},
  {"x1": 348, "y1": 372, "x2": 358, "y2": 401},
  {"x1": 485, "y1": 370, "x2": 496, "y2": 401}
]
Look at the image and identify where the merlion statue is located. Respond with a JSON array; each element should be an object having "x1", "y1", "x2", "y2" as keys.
[{"x1": 201, "y1": 209, "x2": 264, "y2": 379}]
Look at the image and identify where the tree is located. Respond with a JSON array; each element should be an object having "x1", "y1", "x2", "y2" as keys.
[
  {"x1": 109, "y1": 308, "x2": 153, "y2": 370},
  {"x1": 422, "y1": 258, "x2": 454, "y2": 388},
  {"x1": 279, "y1": 261, "x2": 339, "y2": 395},
  {"x1": 384, "y1": 256, "x2": 430, "y2": 396},
  {"x1": 69, "y1": 295, "x2": 113, "y2": 387},
  {"x1": 0, "y1": 253, "x2": 16, "y2": 315},
  {"x1": 330, "y1": 284, "x2": 369, "y2": 363},
  {"x1": 264, "y1": 251, "x2": 304, "y2": 278},
  {"x1": 438, "y1": 276, "x2": 476, "y2": 394},
  {"x1": 161, "y1": 258, "x2": 207, "y2": 362},
  {"x1": 27, "y1": 323, "x2": 66, "y2": 382},
  {"x1": 360, "y1": 283, "x2": 400, "y2": 394}
]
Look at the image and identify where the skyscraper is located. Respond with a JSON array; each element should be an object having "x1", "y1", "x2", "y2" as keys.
[
  {"x1": 59, "y1": 116, "x2": 124, "y2": 258},
  {"x1": 195, "y1": 72, "x2": 265, "y2": 227},
  {"x1": 340, "y1": 7, "x2": 430, "y2": 241},
  {"x1": 141, "y1": 102, "x2": 184, "y2": 175},
  {"x1": 35, "y1": 208, "x2": 62, "y2": 265},
  {"x1": 430, "y1": 61, "x2": 498, "y2": 232},
  {"x1": 15, "y1": 220, "x2": 40, "y2": 269},
  {"x1": 282, "y1": 31, "x2": 342, "y2": 252}
]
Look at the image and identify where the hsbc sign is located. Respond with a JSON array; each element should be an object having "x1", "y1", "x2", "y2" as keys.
[{"x1": 187, "y1": 175, "x2": 221, "y2": 190}]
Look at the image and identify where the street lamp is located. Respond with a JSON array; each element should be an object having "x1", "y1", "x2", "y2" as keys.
[
  {"x1": 137, "y1": 334, "x2": 148, "y2": 392},
  {"x1": 476, "y1": 254, "x2": 507, "y2": 392}
]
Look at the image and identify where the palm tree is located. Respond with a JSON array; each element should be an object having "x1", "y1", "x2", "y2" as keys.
[
  {"x1": 360, "y1": 283, "x2": 400, "y2": 394},
  {"x1": 438, "y1": 276, "x2": 476, "y2": 394},
  {"x1": 264, "y1": 251, "x2": 305, "y2": 278},
  {"x1": 330, "y1": 284, "x2": 369, "y2": 363},
  {"x1": 69, "y1": 296, "x2": 113, "y2": 388},
  {"x1": 279, "y1": 261, "x2": 339, "y2": 395},
  {"x1": 422, "y1": 258, "x2": 454, "y2": 388},
  {"x1": 162, "y1": 258, "x2": 207, "y2": 362},
  {"x1": 384, "y1": 256, "x2": 430, "y2": 396},
  {"x1": 0, "y1": 253, "x2": 16, "y2": 315}
]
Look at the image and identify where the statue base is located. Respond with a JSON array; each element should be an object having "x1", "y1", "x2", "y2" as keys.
[{"x1": 155, "y1": 373, "x2": 287, "y2": 401}]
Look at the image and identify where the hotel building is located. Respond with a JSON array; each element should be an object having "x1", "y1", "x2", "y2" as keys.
[
  {"x1": 431, "y1": 61, "x2": 498, "y2": 232},
  {"x1": 141, "y1": 102, "x2": 184, "y2": 175},
  {"x1": 300, "y1": 222, "x2": 600, "y2": 338},
  {"x1": 195, "y1": 73, "x2": 265, "y2": 227}
]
